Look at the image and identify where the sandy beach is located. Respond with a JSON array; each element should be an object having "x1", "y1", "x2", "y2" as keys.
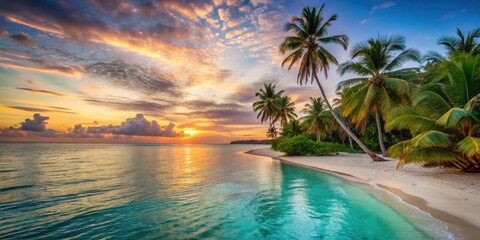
[{"x1": 247, "y1": 147, "x2": 480, "y2": 239}]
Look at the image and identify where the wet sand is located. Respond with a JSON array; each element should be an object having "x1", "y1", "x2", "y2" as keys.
[{"x1": 247, "y1": 147, "x2": 480, "y2": 239}]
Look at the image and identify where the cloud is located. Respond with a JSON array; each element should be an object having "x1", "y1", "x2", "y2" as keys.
[
  {"x1": 83, "y1": 96, "x2": 174, "y2": 113},
  {"x1": 225, "y1": 27, "x2": 251, "y2": 39},
  {"x1": 360, "y1": 19, "x2": 369, "y2": 25},
  {"x1": 222, "y1": 18, "x2": 244, "y2": 30},
  {"x1": 179, "y1": 100, "x2": 260, "y2": 125},
  {"x1": 230, "y1": 73, "x2": 279, "y2": 103},
  {"x1": 0, "y1": 61, "x2": 82, "y2": 77},
  {"x1": 84, "y1": 60, "x2": 181, "y2": 96},
  {"x1": 9, "y1": 32, "x2": 34, "y2": 45},
  {"x1": 440, "y1": 9, "x2": 467, "y2": 20},
  {"x1": 6, "y1": 106, "x2": 76, "y2": 114},
  {"x1": 0, "y1": 0, "x2": 229, "y2": 85},
  {"x1": 213, "y1": 0, "x2": 225, "y2": 6},
  {"x1": 226, "y1": 0, "x2": 243, "y2": 6},
  {"x1": 218, "y1": 8, "x2": 231, "y2": 21},
  {"x1": 15, "y1": 87, "x2": 67, "y2": 96},
  {"x1": 20, "y1": 113, "x2": 49, "y2": 132},
  {"x1": 0, "y1": 29, "x2": 9, "y2": 37},
  {"x1": 250, "y1": 0, "x2": 269, "y2": 7},
  {"x1": 70, "y1": 114, "x2": 183, "y2": 137},
  {"x1": 1, "y1": 113, "x2": 183, "y2": 138},
  {"x1": 371, "y1": 2, "x2": 396, "y2": 12}
]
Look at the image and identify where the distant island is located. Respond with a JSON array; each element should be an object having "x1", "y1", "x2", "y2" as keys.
[{"x1": 230, "y1": 139, "x2": 270, "y2": 144}]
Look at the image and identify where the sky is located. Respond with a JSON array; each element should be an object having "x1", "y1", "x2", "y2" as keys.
[{"x1": 0, "y1": 0, "x2": 479, "y2": 144}]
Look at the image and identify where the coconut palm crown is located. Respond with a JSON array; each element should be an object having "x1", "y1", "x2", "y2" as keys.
[
  {"x1": 253, "y1": 83, "x2": 284, "y2": 126},
  {"x1": 423, "y1": 27, "x2": 480, "y2": 63},
  {"x1": 300, "y1": 97, "x2": 335, "y2": 141},
  {"x1": 274, "y1": 95, "x2": 297, "y2": 127}
]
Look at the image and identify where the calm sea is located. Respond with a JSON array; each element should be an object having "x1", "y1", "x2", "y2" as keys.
[{"x1": 0, "y1": 143, "x2": 452, "y2": 239}]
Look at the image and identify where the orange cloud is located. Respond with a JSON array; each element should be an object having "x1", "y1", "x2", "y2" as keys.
[{"x1": 0, "y1": 62, "x2": 82, "y2": 77}]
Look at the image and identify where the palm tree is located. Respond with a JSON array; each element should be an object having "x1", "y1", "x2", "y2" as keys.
[
  {"x1": 253, "y1": 83, "x2": 284, "y2": 128},
  {"x1": 274, "y1": 95, "x2": 297, "y2": 127},
  {"x1": 266, "y1": 126, "x2": 278, "y2": 139},
  {"x1": 281, "y1": 119, "x2": 303, "y2": 137},
  {"x1": 337, "y1": 35, "x2": 420, "y2": 157},
  {"x1": 300, "y1": 97, "x2": 335, "y2": 141},
  {"x1": 279, "y1": 4, "x2": 383, "y2": 161},
  {"x1": 386, "y1": 53, "x2": 480, "y2": 172},
  {"x1": 424, "y1": 28, "x2": 479, "y2": 62}
]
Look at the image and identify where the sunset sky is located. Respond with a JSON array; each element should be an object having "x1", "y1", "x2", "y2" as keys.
[{"x1": 0, "y1": 0, "x2": 479, "y2": 143}]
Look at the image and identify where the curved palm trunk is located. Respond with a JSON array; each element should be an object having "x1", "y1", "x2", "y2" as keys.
[
  {"x1": 314, "y1": 75, "x2": 384, "y2": 161},
  {"x1": 375, "y1": 110, "x2": 388, "y2": 157}
]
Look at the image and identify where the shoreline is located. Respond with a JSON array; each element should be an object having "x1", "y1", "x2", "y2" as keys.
[{"x1": 246, "y1": 147, "x2": 480, "y2": 239}]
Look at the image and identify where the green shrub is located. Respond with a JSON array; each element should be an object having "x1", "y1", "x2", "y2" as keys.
[
  {"x1": 277, "y1": 135, "x2": 316, "y2": 156},
  {"x1": 313, "y1": 142, "x2": 353, "y2": 155},
  {"x1": 274, "y1": 135, "x2": 354, "y2": 156},
  {"x1": 270, "y1": 137, "x2": 284, "y2": 150}
]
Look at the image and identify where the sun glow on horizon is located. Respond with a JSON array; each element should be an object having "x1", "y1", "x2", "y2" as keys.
[{"x1": 183, "y1": 129, "x2": 197, "y2": 137}]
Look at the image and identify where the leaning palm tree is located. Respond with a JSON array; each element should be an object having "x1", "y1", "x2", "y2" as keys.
[
  {"x1": 280, "y1": 4, "x2": 383, "y2": 161},
  {"x1": 253, "y1": 83, "x2": 284, "y2": 128},
  {"x1": 337, "y1": 35, "x2": 420, "y2": 156},
  {"x1": 386, "y1": 53, "x2": 480, "y2": 172},
  {"x1": 423, "y1": 27, "x2": 479, "y2": 62},
  {"x1": 274, "y1": 95, "x2": 297, "y2": 127},
  {"x1": 300, "y1": 97, "x2": 335, "y2": 141}
]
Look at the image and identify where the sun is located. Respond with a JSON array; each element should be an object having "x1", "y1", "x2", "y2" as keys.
[{"x1": 183, "y1": 129, "x2": 197, "y2": 136}]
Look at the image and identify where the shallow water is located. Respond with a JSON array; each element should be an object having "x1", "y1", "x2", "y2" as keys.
[{"x1": 0, "y1": 143, "x2": 451, "y2": 239}]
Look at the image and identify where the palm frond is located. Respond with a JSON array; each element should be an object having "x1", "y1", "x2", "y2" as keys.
[
  {"x1": 385, "y1": 107, "x2": 438, "y2": 134},
  {"x1": 457, "y1": 136, "x2": 480, "y2": 157},
  {"x1": 399, "y1": 148, "x2": 459, "y2": 168},
  {"x1": 436, "y1": 107, "x2": 470, "y2": 128},
  {"x1": 336, "y1": 77, "x2": 368, "y2": 91},
  {"x1": 410, "y1": 131, "x2": 452, "y2": 148}
]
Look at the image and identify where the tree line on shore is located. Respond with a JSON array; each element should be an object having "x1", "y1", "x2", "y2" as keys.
[{"x1": 253, "y1": 4, "x2": 479, "y2": 172}]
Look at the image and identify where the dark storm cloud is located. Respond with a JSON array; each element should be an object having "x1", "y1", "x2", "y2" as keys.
[
  {"x1": 9, "y1": 32, "x2": 34, "y2": 45},
  {"x1": 69, "y1": 114, "x2": 183, "y2": 137},
  {"x1": 19, "y1": 113, "x2": 49, "y2": 132},
  {"x1": 84, "y1": 96, "x2": 173, "y2": 113},
  {"x1": 16, "y1": 87, "x2": 67, "y2": 96},
  {"x1": 84, "y1": 61, "x2": 181, "y2": 96}
]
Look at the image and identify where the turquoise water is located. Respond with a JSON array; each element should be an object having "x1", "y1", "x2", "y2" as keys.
[{"x1": 0, "y1": 143, "x2": 450, "y2": 239}]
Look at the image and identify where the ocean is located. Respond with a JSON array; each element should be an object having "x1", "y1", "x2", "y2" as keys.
[{"x1": 0, "y1": 143, "x2": 451, "y2": 239}]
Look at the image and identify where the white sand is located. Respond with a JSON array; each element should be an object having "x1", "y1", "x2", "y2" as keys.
[{"x1": 247, "y1": 147, "x2": 480, "y2": 239}]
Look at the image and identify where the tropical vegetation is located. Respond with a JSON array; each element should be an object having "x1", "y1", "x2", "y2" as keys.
[{"x1": 252, "y1": 3, "x2": 480, "y2": 172}]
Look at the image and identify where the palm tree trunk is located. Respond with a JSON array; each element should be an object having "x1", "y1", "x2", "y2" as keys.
[
  {"x1": 375, "y1": 110, "x2": 388, "y2": 157},
  {"x1": 314, "y1": 75, "x2": 384, "y2": 161},
  {"x1": 349, "y1": 136, "x2": 354, "y2": 150}
]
